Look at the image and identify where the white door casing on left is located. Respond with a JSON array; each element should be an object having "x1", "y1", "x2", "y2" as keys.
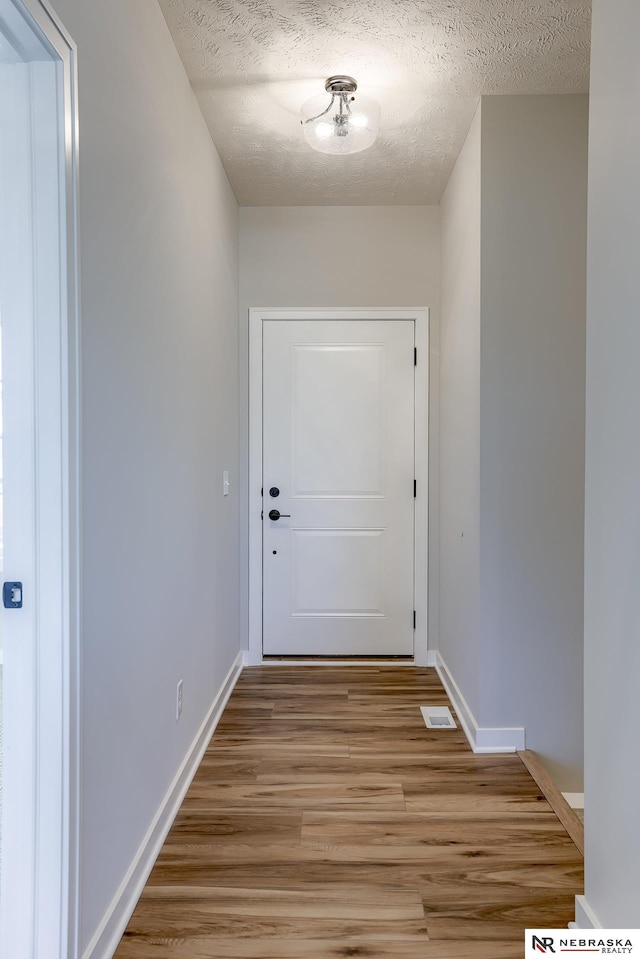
[
  {"x1": 0, "y1": 1, "x2": 80, "y2": 957},
  {"x1": 263, "y1": 319, "x2": 415, "y2": 656}
]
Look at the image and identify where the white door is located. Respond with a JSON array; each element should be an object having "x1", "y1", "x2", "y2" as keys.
[{"x1": 262, "y1": 319, "x2": 415, "y2": 656}]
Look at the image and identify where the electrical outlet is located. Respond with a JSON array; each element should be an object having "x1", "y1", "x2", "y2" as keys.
[{"x1": 176, "y1": 680, "x2": 183, "y2": 720}]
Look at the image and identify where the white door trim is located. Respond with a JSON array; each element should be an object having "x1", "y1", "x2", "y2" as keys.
[
  {"x1": 248, "y1": 308, "x2": 429, "y2": 666},
  {"x1": 0, "y1": 1, "x2": 80, "y2": 956}
]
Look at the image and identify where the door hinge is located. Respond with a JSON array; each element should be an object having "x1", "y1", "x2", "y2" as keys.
[
  {"x1": 414, "y1": 479, "x2": 417, "y2": 498},
  {"x1": 261, "y1": 487, "x2": 263, "y2": 496},
  {"x1": 413, "y1": 610, "x2": 416, "y2": 629},
  {"x1": 414, "y1": 347, "x2": 417, "y2": 366}
]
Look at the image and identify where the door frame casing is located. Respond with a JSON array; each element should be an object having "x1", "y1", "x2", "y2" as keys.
[
  {"x1": 0, "y1": 1, "x2": 81, "y2": 956},
  {"x1": 248, "y1": 308, "x2": 429, "y2": 666}
]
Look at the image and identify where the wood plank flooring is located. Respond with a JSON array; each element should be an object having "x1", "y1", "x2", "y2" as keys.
[{"x1": 114, "y1": 666, "x2": 583, "y2": 958}]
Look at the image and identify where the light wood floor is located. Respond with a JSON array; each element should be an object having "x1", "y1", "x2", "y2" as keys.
[{"x1": 114, "y1": 666, "x2": 583, "y2": 959}]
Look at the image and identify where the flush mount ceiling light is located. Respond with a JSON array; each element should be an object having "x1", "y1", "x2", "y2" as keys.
[{"x1": 300, "y1": 76, "x2": 380, "y2": 155}]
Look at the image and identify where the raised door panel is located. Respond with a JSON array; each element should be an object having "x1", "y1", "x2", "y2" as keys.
[
  {"x1": 290, "y1": 529, "x2": 386, "y2": 617},
  {"x1": 291, "y1": 345, "x2": 385, "y2": 498}
]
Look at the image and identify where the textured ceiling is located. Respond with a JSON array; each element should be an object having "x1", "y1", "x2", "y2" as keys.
[{"x1": 158, "y1": 0, "x2": 591, "y2": 205}]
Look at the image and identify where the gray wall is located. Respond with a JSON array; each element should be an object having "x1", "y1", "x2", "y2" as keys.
[
  {"x1": 239, "y1": 205, "x2": 441, "y2": 654},
  {"x1": 439, "y1": 105, "x2": 482, "y2": 719},
  {"x1": 439, "y1": 95, "x2": 587, "y2": 790},
  {"x1": 50, "y1": 0, "x2": 240, "y2": 951},
  {"x1": 480, "y1": 95, "x2": 587, "y2": 789},
  {"x1": 583, "y1": 0, "x2": 640, "y2": 926}
]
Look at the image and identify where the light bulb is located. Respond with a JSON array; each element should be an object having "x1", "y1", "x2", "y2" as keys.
[
  {"x1": 315, "y1": 121, "x2": 333, "y2": 140},
  {"x1": 301, "y1": 78, "x2": 381, "y2": 155}
]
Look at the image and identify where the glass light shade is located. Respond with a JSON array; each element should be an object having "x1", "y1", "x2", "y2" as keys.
[{"x1": 301, "y1": 91, "x2": 380, "y2": 155}]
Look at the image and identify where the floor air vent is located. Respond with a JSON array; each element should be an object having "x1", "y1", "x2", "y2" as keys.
[{"x1": 420, "y1": 705, "x2": 457, "y2": 729}]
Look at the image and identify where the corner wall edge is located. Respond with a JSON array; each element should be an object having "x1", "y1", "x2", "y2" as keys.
[{"x1": 435, "y1": 652, "x2": 525, "y2": 753}]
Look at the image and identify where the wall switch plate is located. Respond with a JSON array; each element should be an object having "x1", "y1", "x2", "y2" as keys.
[
  {"x1": 176, "y1": 680, "x2": 183, "y2": 720},
  {"x1": 223, "y1": 470, "x2": 230, "y2": 496}
]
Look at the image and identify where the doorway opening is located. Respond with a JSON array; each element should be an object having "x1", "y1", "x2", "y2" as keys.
[
  {"x1": 248, "y1": 308, "x2": 429, "y2": 666},
  {"x1": 0, "y1": 0, "x2": 80, "y2": 955}
]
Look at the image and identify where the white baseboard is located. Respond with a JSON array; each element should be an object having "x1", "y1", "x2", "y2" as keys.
[
  {"x1": 435, "y1": 652, "x2": 525, "y2": 753},
  {"x1": 82, "y1": 649, "x2": 244, "y2": 959},
  {"x1": 574, "y1": 895, "x2": 602, "y2": 929},
  {"x1": 563, "y1": 792, "x2": 585, "y2": 809},
  {"x1": 426, "y1": 650, "x2": 438, "y2": 667}
]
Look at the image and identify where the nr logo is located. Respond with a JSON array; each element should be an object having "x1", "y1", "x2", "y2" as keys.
[{"x1": 532, "y1": 936, "x2": 556, "y2": 953}]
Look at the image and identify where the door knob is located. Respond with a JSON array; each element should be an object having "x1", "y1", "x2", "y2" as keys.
[{"x1": 268, "y1": 509, "x2": 291, "y2": 521}]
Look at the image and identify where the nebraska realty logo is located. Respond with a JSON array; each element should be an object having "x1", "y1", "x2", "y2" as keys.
[{"x1": 526, "y1": 930, "x2": 639, "y2": 955}]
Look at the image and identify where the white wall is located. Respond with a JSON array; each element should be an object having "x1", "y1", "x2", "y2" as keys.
[
  {"x1": 439, "y1": 96, "x2": 587, "y2": 790},
  {"x1": 480, "y1": 95, "x2": 587, "y2": 789},
  {"x1": 439, "y1": 104, "x2": 482, "y2": 718},
  {"x1": 49, "y1": 0, "x2": 240, "y2": 953},
  {"x1": 582, "y1": 0, "x2": 640, "y2": 926},
  {"x1": 239, "y1": 205, "x2": 440, "y2": 653}
]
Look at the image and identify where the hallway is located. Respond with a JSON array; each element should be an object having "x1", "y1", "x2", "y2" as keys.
[{"x1": 114, "y1": 667, "x2": 583, "y2": 958}]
